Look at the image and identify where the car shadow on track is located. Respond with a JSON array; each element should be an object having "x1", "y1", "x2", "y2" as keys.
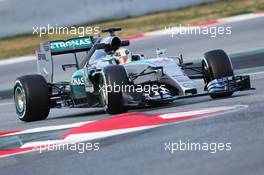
[
  {"x1": 130, "y1": 92, "x2": 253, "y2": 113},
  {"x1": 47, "y1": 109, "x2": 106, "y2": 121},
  {"x1": 46, "y1": 92, "x2": 253, "y2": 121}
]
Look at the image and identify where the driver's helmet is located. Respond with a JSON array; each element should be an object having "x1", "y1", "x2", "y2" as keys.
[{"x1": 114, "y1": 48, "x2": 132, "y2": 64}]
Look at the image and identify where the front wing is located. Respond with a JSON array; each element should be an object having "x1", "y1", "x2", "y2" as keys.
[{"x1": 142, "y1": 75, "x2": 254, "y2": 104}]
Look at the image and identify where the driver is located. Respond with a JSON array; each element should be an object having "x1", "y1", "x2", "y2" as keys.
[{"x1": 114, "y1": 48, "x2": 132, "y2": 64}]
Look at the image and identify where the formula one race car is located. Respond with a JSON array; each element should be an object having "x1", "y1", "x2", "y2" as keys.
[{"x1": 14, "y1": 28, "x2": 254, "y2": 122}]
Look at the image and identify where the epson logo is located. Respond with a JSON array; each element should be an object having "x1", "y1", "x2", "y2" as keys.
[{"x1": 38, "y1": 54, "x2": 47, "y2": 61}]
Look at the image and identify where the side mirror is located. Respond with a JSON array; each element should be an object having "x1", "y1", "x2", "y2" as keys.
[
  {"x1": 121, "y1": 40, "x2": 130, "y2": 46},
  {"x1": 94, "y1": 43, "x2": 106, "y2": 50}
]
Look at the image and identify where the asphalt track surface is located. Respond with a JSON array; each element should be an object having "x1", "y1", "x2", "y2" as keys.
[{"x1": 0, "y1": 17, "x2": 264, "y2": 175}]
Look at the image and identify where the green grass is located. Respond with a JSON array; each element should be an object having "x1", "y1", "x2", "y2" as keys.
[{"x1": 0, "y1": 0, "x2": 263, "y2": 59}]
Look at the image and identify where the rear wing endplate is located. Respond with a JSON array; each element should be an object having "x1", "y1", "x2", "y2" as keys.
[{"x1": 36, "y1": 36, "x2": 94, "y2": 83}]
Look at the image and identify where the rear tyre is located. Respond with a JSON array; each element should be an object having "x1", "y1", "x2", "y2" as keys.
[
  {"x1": 203, "y1": 49, "x2": 234, "y2": 98},
  {"x1": 14, "y1": 75, "x2": 50, "y2": 122},
  {"x1": 99, "y1": 65, "x2": 128, "y2": 114}
]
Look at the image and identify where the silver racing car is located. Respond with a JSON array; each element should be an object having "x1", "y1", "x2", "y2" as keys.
[{"x1": 14, "y1": 28, "x2": 254, "y2": 122}]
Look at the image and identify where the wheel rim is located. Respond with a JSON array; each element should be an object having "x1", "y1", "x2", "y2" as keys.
[
  {"x1": 99, "y1": 78, "x2": 107, "y2": 106},
  {"x1": 99, "y1": 76, "x2": 108, "y2": 110},
  {"x1": 14, "y1": 86, "x2": 26, "y2": 114}
]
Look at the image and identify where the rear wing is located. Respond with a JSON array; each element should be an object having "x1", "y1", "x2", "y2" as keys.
[{"x1": 36, "y1": 36, "x2": 95, "y2": 83}]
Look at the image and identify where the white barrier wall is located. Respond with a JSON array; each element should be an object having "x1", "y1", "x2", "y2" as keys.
[{"x1": 0, "y1": 0, "x2": 217, "y2": 38}]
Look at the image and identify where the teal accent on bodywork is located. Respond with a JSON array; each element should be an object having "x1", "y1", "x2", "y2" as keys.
[
  {"x1": 126, "y1": 59, "x2": 157, "y2": 66},
  {"x1": 50, "y1": 37, "x2": 93, "y2": 53},
  {"x1": 127, "y1": 58, "x2": 176, "y2": 67},
  {"x1": 71, "y1": 69, "x2": 86, "y2": 99}
]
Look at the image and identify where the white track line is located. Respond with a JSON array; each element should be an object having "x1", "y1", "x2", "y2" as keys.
[
  {"x1": 0, "y1": 104, "x2": 248, "y2": 158},
  {"x1": 20, "y1": 125, "x2": 160, "y2": 149},
  {"x1": 218, "y1": 13, "x2": 264, "y2": 23},
  {"x1": 20, "y1": 105, "x2": 248, "y2": 149},
  {"x1": 5, "y1": 121, "x2": 95, "y2": 136},
  {"x1": 0, "y1": 102, "x2": 14, "y2": 106},
  {"x1": 0, "y1": 56, "x2": 35, "y2": 66},
  {"x1": 159, "y1": 105, "x2": 247, "y2": 119}
]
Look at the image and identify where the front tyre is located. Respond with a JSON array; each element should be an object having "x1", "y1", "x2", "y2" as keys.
[
  {"x1": 99, "y1": 65, "x2": 128, "y2": 114},
  {"x1": 203, "y1": 49, "x2": 234, "y2": 98},
  {"x1": 14, "y1": 75, "x2": 50, "y2": 122}
]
